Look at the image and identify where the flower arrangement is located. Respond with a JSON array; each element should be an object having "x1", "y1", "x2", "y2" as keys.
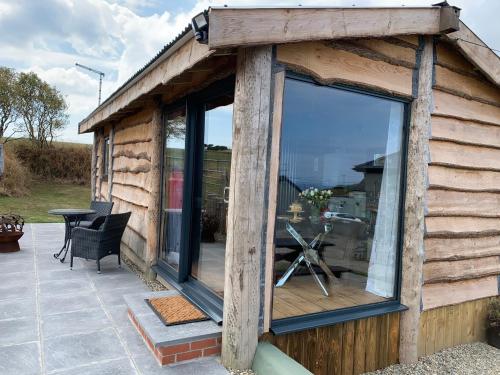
[{"x1": 298, "y1": 187, "x2": 333, "y2": 210}]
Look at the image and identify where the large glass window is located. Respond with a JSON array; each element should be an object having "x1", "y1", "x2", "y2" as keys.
[
  {"x1": 160, "y1": 106, "x2": 187, "y2": 271},
  {"x1": 273, "y1": 77, "x2": 406, "y2": 320}
]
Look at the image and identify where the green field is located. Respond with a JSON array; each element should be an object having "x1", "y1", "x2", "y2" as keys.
[{"x1": 0, "y1": 181, "x2": 90, "y2": 223}]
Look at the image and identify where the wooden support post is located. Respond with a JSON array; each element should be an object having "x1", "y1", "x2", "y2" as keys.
[
  {"x1": 145, "y1": 104, "x2": 163, "y2": 281},
  {"x1": 399, "y1": 36, "x2": 434, "y2": 364},
  {"x1": 221, "y1": 46, "x2": 273, "y2": 370},
  {"x1": 90, "y1": 132, "x2": 97, "y2": 200},
  {"x1": 107, "y1": 125, "x2": 115, "y2": 202}
]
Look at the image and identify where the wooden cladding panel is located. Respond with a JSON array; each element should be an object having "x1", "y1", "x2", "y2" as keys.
[
  {"x1": 425, "y1": 235, "x2": 500, "y2": 261},
  {"x1": 429, "y1": 139, "x2": 500, "y2": 171},
  {"x1": 434, "y1": 65, "x2": 500, "y2": 105},
  {"x1": 418, "y1": 297, "x2": 499, "y2": 356},
  {"x1": 121, "y1": 226, "x2": 147, "y2": 260},
  {"x1": 426, "y1": 216, "x2": 500, "y2": 237},
  {"x1": 423, "y1": 256, "x2": 500, "y2": 283},
  {"x1": 113, "y1": 156, "x2": 151, "y2": 174},
  {"x1": 113, "y1": 121, "x2": 152, "y2": 145},
  {"x1": 422, "y1": 276, "x2": 498, "y2": 310},
  {"x1": 424, "y1": 45, "x2": 500, "y2": 311},
  {"x1": 431, "y1": 116, "x2": 500, "y2": 149},
  {"x1": 113, "y1": 171, "x2": 151, "y2": 192},
  {"x1": 428, "y1": 165, "x2": 500, "y2": 192},
  {"x1": 112, "y1": 184, "x2": 149, "y2": 209},
  {"x1": 112, "y1": 196, "x2": 148, "y2": 240},
  {"x1": 276, "y1": 41, "x2": 413, "y2": 97},
  {"x1": 434, "y1": 41, "x2": 478, "y2": 75},
  {"x1": 351, "y1": 38, "x2": 417, "y2": 67},
  {"x1": 427, "y1": 189, "x2": 500, "y2": 217},
  {"x1": 433, "y1": 90, "x2": 500, "y2": 126},
  {"x1": 262, "y1": 312, "x2": 400, "y2": 375}
]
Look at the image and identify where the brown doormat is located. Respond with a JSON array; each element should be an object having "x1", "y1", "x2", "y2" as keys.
[{"x1": 146, "y1": 295, "x2": 209, "y2": 326}]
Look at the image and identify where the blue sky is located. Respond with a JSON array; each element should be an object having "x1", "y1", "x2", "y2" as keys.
[{"x1": 0, "y1": 0, "x2": 498, "y2": 144}]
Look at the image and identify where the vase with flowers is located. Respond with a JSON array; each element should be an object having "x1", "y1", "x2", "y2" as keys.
[{"x1": 299, "y1": 187, "x2": 334, "y2": 224}]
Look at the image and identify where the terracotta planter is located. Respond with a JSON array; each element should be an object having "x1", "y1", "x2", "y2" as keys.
[
  {"x1": 486, "y1": 326, "x2": 500, "y2": 349},
  {"x1": 0, "y1": 231, "x2": 24, "y2": 253}
]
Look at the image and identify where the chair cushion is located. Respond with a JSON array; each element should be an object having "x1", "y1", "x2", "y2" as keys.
[{"x1": 70, "y1": 221, "x2": 93, "y2": 228}]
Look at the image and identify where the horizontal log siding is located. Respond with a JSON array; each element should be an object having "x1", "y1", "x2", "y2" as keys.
[
  {"x1": 108, "y1": 108, "x2": 153, "y2": 262},
  {"x1": 418, "y1": 296, "x2": 499, "y2": 357},
  {"x1": 423, "y1": 40, "x2": 500, "y2": 311},
  {"x1": 276, "y1": 38, "x2": 416, "y2": 98}
]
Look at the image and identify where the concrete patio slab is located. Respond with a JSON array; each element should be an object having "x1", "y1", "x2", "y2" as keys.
[
  {"x1": 41, "y1": 307, "x2": 109, "y2": 338},
  {"x1": 0, "y1": 223, "x2": 228, "y2": 375},
  {"x1": 0, "y1": 342, "x2": 41, "y2": 375},
  {"x1": 43, "y1": 328, "x2": 126, "y2": 372}
]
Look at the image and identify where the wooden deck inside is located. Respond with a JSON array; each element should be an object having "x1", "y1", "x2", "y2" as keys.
[{"x1": 272, "y1": 273, "x2": 387, "y2": 320}]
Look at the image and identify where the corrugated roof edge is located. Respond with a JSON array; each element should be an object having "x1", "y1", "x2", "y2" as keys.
[{"x1": 78, "y1": 24, "x2": 192, "y2": 132}]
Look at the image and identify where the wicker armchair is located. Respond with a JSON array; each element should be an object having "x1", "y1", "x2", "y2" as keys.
[
  {"x1": 70, "y1": 201, "x2": 114, "y2": 229},
  {"x1": 70, "y1": 212, "x2": 131, "y2": 273}
]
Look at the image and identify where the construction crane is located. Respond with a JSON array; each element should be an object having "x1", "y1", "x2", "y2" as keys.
[{"x1": 75, "y1": 63, "x2": 105, "y2": 106}]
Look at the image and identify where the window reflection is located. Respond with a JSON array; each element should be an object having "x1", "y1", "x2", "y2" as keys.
[
  {"x1": 273, "y1": 78, "x2": 405, "y2": 320},
  {"x1": 160, "y1": 107, "x2": 187, "y2": 271}
]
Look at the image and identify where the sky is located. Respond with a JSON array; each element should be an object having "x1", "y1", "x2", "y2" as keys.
[{"x1": 0, "y1": 0, "x2": 498, "y2": 144}]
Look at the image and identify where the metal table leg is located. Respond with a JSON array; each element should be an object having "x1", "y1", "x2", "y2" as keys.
[
  {"x1": 275, "y1": 222, "x2": 334, "y2": 296},
  {"x1": 53, "y1": 215, "x2": 81, "y2": 263},
  {"x1": 53, "y1": 216, "x2": 71, "y2": 260}
]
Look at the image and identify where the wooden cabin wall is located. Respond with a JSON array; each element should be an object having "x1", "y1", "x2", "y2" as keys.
[
  {"x1": 418, "y1": 296, "x2": 498, "y2": 357},
  {"x1": 423, "y1": 40, "x2": 500, "y2": 311},
  {"x1": 262, "y1": 312, "x2": 400, "y2": 375},
  {"x1": 109, "y1": 108, "x2": 154, "y2": 270}
]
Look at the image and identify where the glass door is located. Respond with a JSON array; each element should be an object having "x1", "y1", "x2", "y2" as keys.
[
  {"x1": 157, "y1": 77, "x2": 235, "y2": 319},
  {"x1": 190, "y1": 97, "x2": 233, "y2": 298},
  {"x1": 159, "y1": 105, "x2": 187, "y2": 273}
]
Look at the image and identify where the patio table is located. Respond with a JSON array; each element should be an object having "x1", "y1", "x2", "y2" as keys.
[{"x1": 48, "y1": 208, "x2": 96, "y2": 263}]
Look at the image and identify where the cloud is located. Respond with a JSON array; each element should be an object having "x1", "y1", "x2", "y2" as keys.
[{"x1": 0, "y1": 0, "x2": 498, "y2": 144}]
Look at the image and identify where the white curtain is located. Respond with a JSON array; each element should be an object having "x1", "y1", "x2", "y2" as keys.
[{"x1": 366, "y1": 103, "x2": 404, "y2": 298}]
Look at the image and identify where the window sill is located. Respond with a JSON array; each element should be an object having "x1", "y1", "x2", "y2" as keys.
[{"x1": 270, "y1": 301, "x2": 408, "y2": 335}]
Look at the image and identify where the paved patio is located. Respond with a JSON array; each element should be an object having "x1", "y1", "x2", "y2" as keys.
[{"x1": 0, "y1": 224, "x2": 228, "y2": 375}]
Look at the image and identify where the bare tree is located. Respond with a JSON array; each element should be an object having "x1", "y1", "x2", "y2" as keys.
[
  {"x1": 0, "y1": 67, "x2": 20, "y2": 143},
  {"x1": 16, "y1": 72, "x2": 68, "y2": 148}
]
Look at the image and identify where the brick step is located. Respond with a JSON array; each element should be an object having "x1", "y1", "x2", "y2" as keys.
[{"x1": 125, "y1": 290, "x2": 222, "y2": 366}]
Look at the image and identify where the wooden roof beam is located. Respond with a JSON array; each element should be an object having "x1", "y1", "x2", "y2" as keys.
[
  {"x1": 208, "y1": 7, "x2": 459, "y2": 49},
  {"x1": 444, "y1": 21, "x2": 500, "y2": 86}
]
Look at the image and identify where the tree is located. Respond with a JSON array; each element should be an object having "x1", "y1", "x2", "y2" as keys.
[
  {"x1": 16, "y1": 72, "x2": 68, "y2": 148},
  {"x1": 0, "y1": 67, "x2": 20, "y2": 143}
]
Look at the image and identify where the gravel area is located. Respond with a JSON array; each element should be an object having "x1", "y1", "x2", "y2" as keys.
[
  {"x1": 229, "y1": 370, "x2": 255, "y2": 375},
  {"x1": 365, "y1": 343, "x2": 500, "y2": 375},
  {"x1": 122, "y1": 256, "x2": 168, "y2": 291}
]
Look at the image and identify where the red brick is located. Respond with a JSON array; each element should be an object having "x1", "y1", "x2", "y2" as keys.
[
  {"x1": 176, "y1": 350, "x2": 202, "y2": 362},
  {"x1": 190, "y1": 338, "x2": 217, "y2": 350},
  {"x1": 216, "y1": 337, "x2": 222, "y2": 345},
  {"x1": 159, "y1": 354, "x2": 176, "y2": 365},
  {"x1": 203, "y1": 346, "x2": 221, "y2": 357},
  {"x1": 157, "y1": 343, "x2": 190, "y2": 356}
]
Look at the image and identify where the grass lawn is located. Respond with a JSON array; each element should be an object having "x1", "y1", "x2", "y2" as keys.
[{"x1": 0, "y1": 181, "x2": 90, "y2": 223}]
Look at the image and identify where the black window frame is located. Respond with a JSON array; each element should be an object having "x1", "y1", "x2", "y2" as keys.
[{"x1": 270, "y1": 71, "x2": 410, "y2": 335}]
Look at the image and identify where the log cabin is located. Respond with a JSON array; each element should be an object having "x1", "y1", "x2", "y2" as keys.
[{"x1": 79, "y1": 4, "x2": 500, "y2": 374}]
